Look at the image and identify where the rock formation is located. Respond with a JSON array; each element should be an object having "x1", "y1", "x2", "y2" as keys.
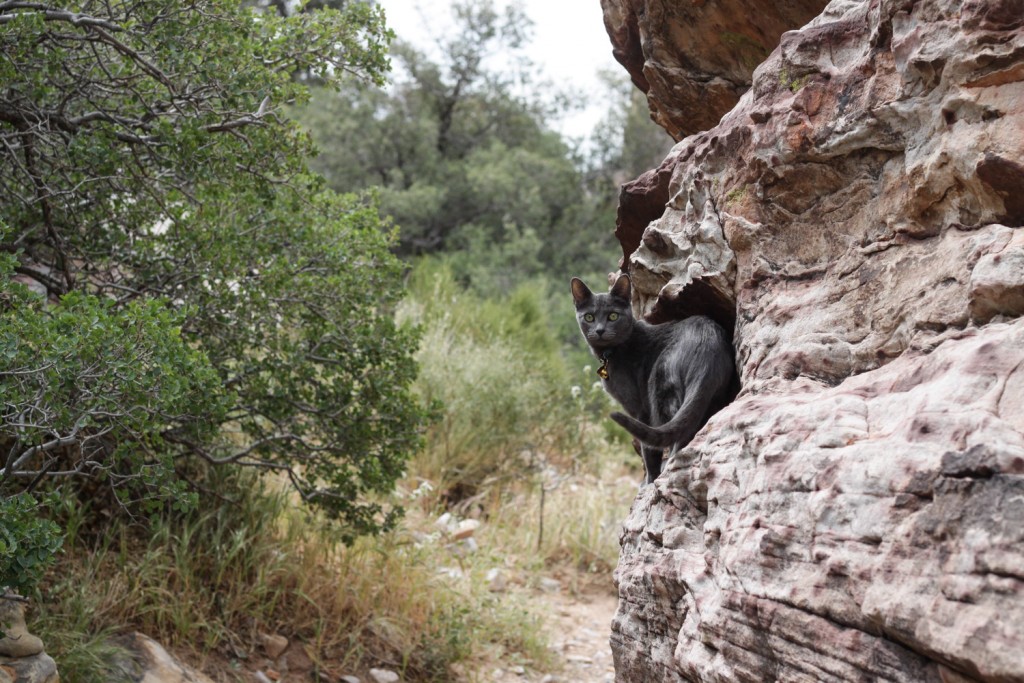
[
  {"x1": 602, "y1": 0, "x2": 1024, "y2": 680},
  {"x1": 0, "y1": 598, "x2": 58, "y2": 683},
  {"x1": 119, "y1": 633, "x2": 216, "y2": 683},
  {"x1": 600, "y1": 0, "x2": 831, "y2": 139}
]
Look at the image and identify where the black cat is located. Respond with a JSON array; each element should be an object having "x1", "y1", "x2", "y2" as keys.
[{"x1": 571, "y1": 274, "x2": 734, "y2": 484}]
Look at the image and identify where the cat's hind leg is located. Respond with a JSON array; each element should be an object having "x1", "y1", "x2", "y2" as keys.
[
  {"x1": 640, "y1": 444, "x2": 664, "y2": 485},
  {"x1": 640, "y1": 388, "x2": 679, "y2": 484}
]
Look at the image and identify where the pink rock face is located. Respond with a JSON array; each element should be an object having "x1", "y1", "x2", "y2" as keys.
[
  {"x1": 600, "y1": 0, "x2": 831, "y2": 139},
  {"x1": 609, "y1": 0, "x2": 1024, "y2": 681}
]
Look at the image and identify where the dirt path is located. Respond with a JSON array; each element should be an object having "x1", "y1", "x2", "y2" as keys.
[
  {"x1": 543, "y1": 589, "x2": 618, "y2": 683},
  {"x1": 491, "y1": 587, "x2": 619, "y2": 683}
]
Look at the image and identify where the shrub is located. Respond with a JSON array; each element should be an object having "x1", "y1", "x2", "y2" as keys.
[
  {"x1": 1, "y1": 242, "x2": 219, "y2": 590},
  {"x1": 0, "y1": 494, "x2": 62, "y2": 595},
  {"x1": 0, "y1": 1, "x2": 426, "y2": 565}
]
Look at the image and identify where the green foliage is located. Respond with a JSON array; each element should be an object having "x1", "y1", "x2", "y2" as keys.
[
  {"x1": 0, "y1": 241, "x2": 223, "y2": 511},
  {"x1": 0, "y1": 494, "x2": 62, "y2": 594},
  {"x1": 0, "y1": 1, "x2": 425, "y2": 545},
  {"x1": 293, "y1": 0, "x2": 604, "y2": 288},
  {"x1": 401, "y1": 261, "x2": 577, "y2": 500},
  {"x1": 300, "y1": 76, "x2": 579, "y2": 259},
  {"x1": 0, "y1": 0, "x2": 392, "y2": 267},
  {"x1": 294, "y1": 15, "x2": 674, "y2": 299},
  {"x1": 1, "y1": 235, "x2": 219, "y2": 592},
  {"x1": 172, "y1": 188, "x2": 427, "y2": 538}
]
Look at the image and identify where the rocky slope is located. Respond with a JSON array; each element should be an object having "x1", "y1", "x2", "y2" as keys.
[{"x1": 601, "y1": 0, "x2": 1024, "y2": 680}]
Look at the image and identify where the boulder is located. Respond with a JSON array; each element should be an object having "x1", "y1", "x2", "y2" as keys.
[
  {"x1": 114, "y1": 633, "x2": 215, "y2": 683},
  {"x1": 0, "y1": 600, "x2": 44, "y2": 659},
  {"x1": 0, "y1": 654, "x2": 58, "y2": 683}
]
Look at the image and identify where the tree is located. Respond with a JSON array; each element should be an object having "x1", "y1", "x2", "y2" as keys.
[
  {"x1": 587, "y1": 69, "x2": 675, "y2": 184},
  {"x1": 293, "y1": 1, "x2": 673, "y2": 296},
  {"x1": 295, "y1": 0, "x2": 582, "y2": 279},
  {"x1": 0, "y1": 0, "x2": 426, "y2": 568}
]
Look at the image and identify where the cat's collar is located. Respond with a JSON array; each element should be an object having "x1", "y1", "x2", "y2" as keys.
[{"x1": 597, "y1": 349, "x2": 613, "y2": 380}]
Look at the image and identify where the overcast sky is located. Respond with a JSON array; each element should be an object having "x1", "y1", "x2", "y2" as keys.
[{"x1": 375, "y1": 0, "x2": 623, "y2": 138}]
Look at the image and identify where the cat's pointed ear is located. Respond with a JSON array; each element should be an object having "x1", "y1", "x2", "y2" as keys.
[
  {"x1": 610, "y1": 273, "x2": 631, "y2": 302},
  {"x1": 570, "y1": 277, "x2": 593, "y2": 308}
]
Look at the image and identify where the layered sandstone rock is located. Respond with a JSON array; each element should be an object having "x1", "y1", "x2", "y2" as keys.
[
  {"x1": 606, "y1": 0, "x2": 1024, "y2": 680},
  {"x1": 600, "y1": 0, "x2": 830, "y2": 139}
]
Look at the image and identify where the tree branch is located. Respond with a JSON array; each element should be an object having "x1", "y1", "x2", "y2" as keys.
[{"x1": 0, "y1": 3, "x2": 124, "y2": 32}]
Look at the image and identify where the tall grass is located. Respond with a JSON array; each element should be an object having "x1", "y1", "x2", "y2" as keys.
[
  {"x1": 401, "y1": 260, "x2": 606, "y2": 503},
  {"x1": 399, "y1": 259, "x2": 635, "y2": 582},
  {"x1": 490, "y1": 469, "x2": 634, "y2": 577}
]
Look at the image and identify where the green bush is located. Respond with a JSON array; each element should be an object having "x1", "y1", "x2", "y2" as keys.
[
  {"x1": 1, "y1": 241, "x2": 220, "y2": 592},
  {"x1": 0, "y1": 0, "x2": 425, "y2": 552},
  {"x1": 0, "y1": 494, "x2": 62, "y2": 595},
  {"x1": 0, "y1": 243, "x2": 224, "y2": 505},
  {"x1": 170, "y1": 188, "x2": 428, "y2": 540}
]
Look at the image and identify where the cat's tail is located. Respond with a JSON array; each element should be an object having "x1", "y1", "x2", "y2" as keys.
[
  {"x1": 609, "y1": 383, "x2": 719, "y2": 450},
  {"x1": 610, "y1": 411, "x2": 695, "y2": 449}
]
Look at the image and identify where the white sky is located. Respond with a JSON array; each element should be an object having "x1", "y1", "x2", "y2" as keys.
[{"x1": 375, "y1": 0, "x2": 623, "y2": 139}]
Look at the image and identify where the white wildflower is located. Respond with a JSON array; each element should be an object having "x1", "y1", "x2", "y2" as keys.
[{"x1": 410, "y1": 480, "x2": 434, "y2": 501}]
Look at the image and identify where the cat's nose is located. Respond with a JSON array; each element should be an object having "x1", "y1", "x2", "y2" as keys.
[{"x1": 595, "y1": 328, "x2": 605, "y2": 337}]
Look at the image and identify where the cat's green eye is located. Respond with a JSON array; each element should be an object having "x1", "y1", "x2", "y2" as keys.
[
  {"x1": 608, "y1": 312, "x2": 620, "y2": 321},
  {"x1": 584, "y1": 313, "x2": 595, "y2": 322}
]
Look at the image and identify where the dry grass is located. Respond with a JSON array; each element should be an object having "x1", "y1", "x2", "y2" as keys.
[
  {"x1": 32, "y1": 454, "x2": 635, "y2": 682},
  {"x1": 34, "y1": 438, "x2": 637, "y2": 681}
]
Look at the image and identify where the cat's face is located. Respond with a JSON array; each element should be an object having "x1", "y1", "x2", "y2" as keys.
[{"x1": 570, "y1": 274, "x2": 634, "y2": 350}]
